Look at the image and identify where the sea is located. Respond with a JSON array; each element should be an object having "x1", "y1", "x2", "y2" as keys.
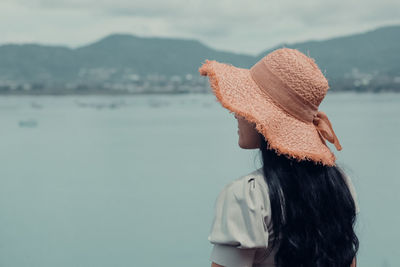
[{"x1": 0, "y1": 93, "x2": 399, "y2": 267}]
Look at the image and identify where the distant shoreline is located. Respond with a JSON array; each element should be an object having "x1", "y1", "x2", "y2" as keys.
[{"x1": 0, "y1": 90, "x2": 399, "y2": 96}]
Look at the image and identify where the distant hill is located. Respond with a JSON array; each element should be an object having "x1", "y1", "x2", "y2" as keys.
[
  {"x1": 0, "y1": 25, "x2": 399, "y2": 94},
  {"x1": 75, "y1": 34, "x2": 254, "y2": 76},
  {"x1": 258, "y1": 25, "x2": 400, "y2": 91},
  {"x1": 0, "y1": 34, "x2": 253, "y2": 83}
]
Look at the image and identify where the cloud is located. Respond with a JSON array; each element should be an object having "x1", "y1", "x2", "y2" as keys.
[{"x1": 1, "y1": 0, "x2": 399, "y2": 54}]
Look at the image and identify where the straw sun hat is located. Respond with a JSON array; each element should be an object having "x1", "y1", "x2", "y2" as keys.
[{"x1": 198, "y1": 48, "x2": 342, "y2": 166}]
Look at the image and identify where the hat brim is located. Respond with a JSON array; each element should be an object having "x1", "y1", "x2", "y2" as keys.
[{"x1": 199, "y1": 60, "x2": 336, "y2": 166}]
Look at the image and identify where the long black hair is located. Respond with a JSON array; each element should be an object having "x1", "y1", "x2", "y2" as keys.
[{"x1": 259, "y1": 134, "x2": 358, "y2": 267}]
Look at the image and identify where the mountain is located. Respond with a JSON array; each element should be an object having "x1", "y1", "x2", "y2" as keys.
[
  {"x1": 0, "y1": 44, "x2": 76, "y2": 82},
  {"x1": 0, "y1": 34, "x2": 254, "y2": 84},
  {"x1": 258, "y1": 25, "x2": 400, "y2": 91},
  {"x1": 74, "y1": 34, "x2": 254, "y2": 76},
  {"x1": 0, "y1": 25, "x2": 399, "y2": 93}
]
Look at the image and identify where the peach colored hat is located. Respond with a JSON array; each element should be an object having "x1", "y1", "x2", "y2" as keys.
[{"x1": 198, "y1": 48, "x2": 342, "y2": 166}]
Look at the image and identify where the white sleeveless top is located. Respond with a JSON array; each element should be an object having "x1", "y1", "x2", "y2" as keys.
[{"x1": 208, "y1": 168, "x2": 360, "y2": 267}]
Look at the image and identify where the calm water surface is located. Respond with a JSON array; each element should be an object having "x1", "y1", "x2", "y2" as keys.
[{"x1": 0, "y1": 93, "x2": 399, "y2": 267}]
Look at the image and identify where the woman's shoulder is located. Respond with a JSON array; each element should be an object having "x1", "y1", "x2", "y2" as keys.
[
  {"x1": 339, "y1": 170, "x2": 361, "y2": 214},
  {"x1": 223, "y1": 168, "x2": 267, "y2": 192},
  {"x1": 219, "y1": 167, "x2": 269, "y2": 207},
  {"x1": 209, "y1": 168, "x2": 271, "y2": 248}
]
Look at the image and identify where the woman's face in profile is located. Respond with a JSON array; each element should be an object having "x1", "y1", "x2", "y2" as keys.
[{"x1": 234, "y1": 113, "x2": 261, "y2": 149}]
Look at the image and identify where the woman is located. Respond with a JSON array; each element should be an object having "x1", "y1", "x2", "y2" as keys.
[{"x1": 199, "y1": 48, "x2": 359, "y2": 267}]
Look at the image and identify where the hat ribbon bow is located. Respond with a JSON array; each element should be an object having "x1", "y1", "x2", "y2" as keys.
[{"x1": 313, "y1": 111, "x2": 342, "y2": 151}]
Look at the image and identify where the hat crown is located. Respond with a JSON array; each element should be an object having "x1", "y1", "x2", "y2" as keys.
[{"x1": 263, "y1": 48, "x2": 329, "y2": 107}]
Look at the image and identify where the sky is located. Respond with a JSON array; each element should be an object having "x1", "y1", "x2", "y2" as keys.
[{"x1": 1, "y1": 0, "x2": 400, "y2": 55}]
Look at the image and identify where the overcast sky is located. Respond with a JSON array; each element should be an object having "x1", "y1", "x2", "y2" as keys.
[{"x1": 1, "y1": 0, "x2": 400, "y2": 55}]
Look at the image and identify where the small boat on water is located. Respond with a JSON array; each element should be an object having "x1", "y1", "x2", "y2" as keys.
[
  {"x1": 18, "y1": 119, "x2": 38, "y2": 128},
  {"x1": 75, "y1": 100, "x2": 124, "y2": 109},
  {"x1": 31, "y1": 102, "x2": 43, "y2": 109}
]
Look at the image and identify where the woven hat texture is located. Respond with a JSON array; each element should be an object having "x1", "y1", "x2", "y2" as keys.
[{"x1": 198, "y1": 48, "x2": 342, "y2": 166}]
